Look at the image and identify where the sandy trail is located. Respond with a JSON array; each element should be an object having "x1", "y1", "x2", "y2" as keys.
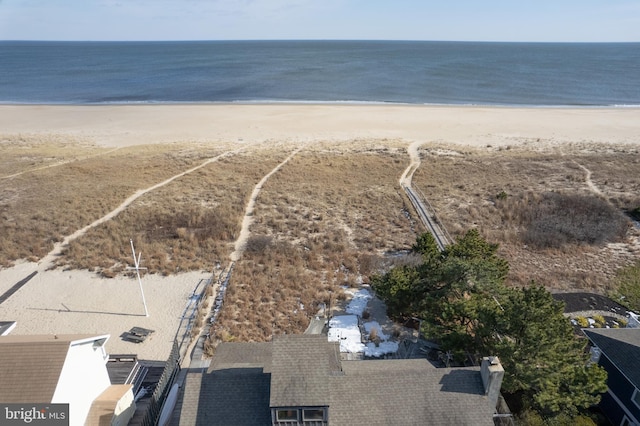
[
  {"x1": 1, "y1": 147, "x2": 122, "y2": 180},
  {"x1": 399, "y1": 140, "x2": 426, "y2": 188},
  {"x1": 230, "y1": 146, "x2": 304, "y2": 262},
  {"x1": 574, "y1": 162, "x2": 604, "y2": 197},
  {"x1": 37, "y1": 148, "x2": 244, "y2": 270}
]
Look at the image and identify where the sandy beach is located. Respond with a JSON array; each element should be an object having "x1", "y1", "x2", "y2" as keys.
[
  {"x1": 1, "y1": 104, "x2": 638, "y2": 361},
  {"x1": 0, "y1": 264, "x2": 210, "y2": 361},
  {"x1": 1, "y1": 104, "x2": 639, "y2": 147}
]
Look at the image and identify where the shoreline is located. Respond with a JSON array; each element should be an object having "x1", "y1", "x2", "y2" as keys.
[
  {"x1": 1, "y1": 103, "x2": 638, "y2": 148},
  {"x1": 2, "y1": 101, "x2": 640, "y2": 108}
]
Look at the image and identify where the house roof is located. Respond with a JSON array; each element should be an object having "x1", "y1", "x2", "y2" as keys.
[
  {"x1": 174, "y1": 343, "x2": 272, "y2": 426},
  {"x1": 269, "y1": 334, "x2": 342, "y2": 408},
  {"x1": 331, "y1": 359, "x2": 492, "y2": 426},
  {"x1": 584, "y1": 328, "x2": 640, "y2": 388},
  {"x1": 0, "y1": 334, "x2": 110, "y2": 403},
  {"x1": 208, "y1": 341, "x2": 272, "y2": 372},
  {"x1": 173, "y1": 335, "x2": 495, "y2": 426}
]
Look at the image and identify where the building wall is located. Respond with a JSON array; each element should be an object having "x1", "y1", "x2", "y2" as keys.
[{"x1": 52, "y1": 339, "x2": 111, "y2": 426}]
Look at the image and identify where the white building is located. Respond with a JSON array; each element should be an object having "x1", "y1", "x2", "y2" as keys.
[{"x1": 0, "y1": 334, "x2": 136, "y2": 426}]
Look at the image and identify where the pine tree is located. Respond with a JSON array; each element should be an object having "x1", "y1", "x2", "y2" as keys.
[{"x1": 372, "y1": 231, "x2": 608, "y2": 418}]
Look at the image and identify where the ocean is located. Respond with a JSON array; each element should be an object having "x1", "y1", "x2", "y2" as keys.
[{"x1": 1, "y1": 40, "x2": 639, "y2": 106}]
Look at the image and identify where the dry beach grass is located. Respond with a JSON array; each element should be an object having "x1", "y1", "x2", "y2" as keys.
[
  {"x1": 412, "y1": 142, "x2": 640, "y2": 292},
  {"x1": 0, "y1": 104, "x2": 639, "y2": 353}
]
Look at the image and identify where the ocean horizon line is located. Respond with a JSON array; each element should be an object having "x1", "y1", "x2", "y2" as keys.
[
  {"x1": 1, "y1": 100, "x2": 639, "y2": 109},
  {"x1": 1, "y1": 39, "x2": 640, "y2": 44}
]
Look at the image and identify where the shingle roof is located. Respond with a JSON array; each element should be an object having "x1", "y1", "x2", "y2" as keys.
[
  {"x1": 0, "y1": 334, "x2": 105, "y2": 403},
  {"x1": 174, "y1": 342, "x2": 272, "y2": 426},
  {"x1": 174, "y1": 335, "x2": 495, "y2": 426},
  {"x1": 178, "y1": 368, "x2": 272, "y2": 426},
  {"x1": 331, "y1": 359, "x2": 493, "y2": 426},
  {"x1": 208, "y1": 341, "x2": 272, "y2": 372},
  {"x1": 269, "y1": 334, "x2": 340, "y2": 408},
  {"x1": 584, "y1": 328, "x2": 640, "y2": 388}
]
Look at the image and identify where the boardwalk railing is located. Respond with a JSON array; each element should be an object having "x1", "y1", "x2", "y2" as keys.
[
  {"x1": 138, "y1": 341, "x2": 181, "y2": 426},
  {"x1": 402, "y1": 183, "x2": 452, "y2": 251},
  {"x1": 174, "y1": 277, "x2": 212, "y2": 360},
  {"x1": 208, "y1": 261, "x2": 234, "y2": 328}
]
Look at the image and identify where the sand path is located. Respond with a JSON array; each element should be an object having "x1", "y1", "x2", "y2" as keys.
[
  {"x1": 230, "y1": 146, "x2": 304, "y2": 262},
  {"x1": 1, "y1": 148, "x2": 122, "y2": 180},
  {"x1": 37, "y1": 148, "x2": 244, "y2": 270},
  {"x1": 1, "y1": 104, "x2": 638, "y2": 360},
  {"x1": 400, "y1": 140, "x2": 425, "y2": 188},
  {"x1": 574, "y1": 162, "x2": 604, "y2": 197}
]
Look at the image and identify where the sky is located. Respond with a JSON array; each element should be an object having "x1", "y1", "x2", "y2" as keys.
[{"x1": 0, "y1": 0, "x2": 639, "y2": 42}]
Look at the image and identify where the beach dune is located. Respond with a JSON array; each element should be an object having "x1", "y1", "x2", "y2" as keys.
[{"x1": 0, "y1": 104, "x2": 638, "y2": 361}]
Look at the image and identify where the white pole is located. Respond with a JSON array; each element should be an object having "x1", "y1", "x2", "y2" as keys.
[{"x1": 130, "y1": 239, "x2": 149, "y2": 317}]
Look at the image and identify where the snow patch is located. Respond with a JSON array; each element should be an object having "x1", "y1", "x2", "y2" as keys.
[
  {"x1": 363, "y1": 321, "x2": 390, "y2": 341},
  {"x1": 327, "y1": 288, "x2": 400, "y2": 357},
  {"x1": 345, "y1": 288, "x2": 372, "y2": 316},
  {"x1": 365, "y1": 341, "x2": 399, "y2": 358},
  {"x1": 328, "y1": 315, "x2": 365, "y2": 353}
]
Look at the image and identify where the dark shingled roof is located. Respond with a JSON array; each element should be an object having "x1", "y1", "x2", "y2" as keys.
[
  {"x1": 173, "y1": 335, "x2": 495, "y2": 426},
  {"x1": 173, "y1": 342, "x2": 273, "y2": 426},
  {"x1": 584, "y1": 328, "x2": 640, "y2": 388},
  {"x1": 269, "y1": 334, "x2": 341, "y2": 408},
  {"x1": 331, "y1": 359, "x2": 492, "y2": 426},
  {"x1": 182, "y1": 368, "x2": 272, "y2": 426},
  {"x1": 209, "y1": 341, "x2": 272, "y2": 372}
]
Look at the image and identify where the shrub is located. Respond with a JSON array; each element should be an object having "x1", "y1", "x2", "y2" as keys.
[
  {"x1": 592, "y1": 315, "x2": 605, "y2": 327},
  {"x1": 245, "y1": 235, "x2": 273, "y2": 254},
  {"x1": 575, "y1": 317, "x2": 589, "y2": 328},
  {"x1": 512, "y1": 192, "x2": 630, "y2": 249},
  {"x1": 515, "y1": 409, "x2": 545, "y2": 426}
]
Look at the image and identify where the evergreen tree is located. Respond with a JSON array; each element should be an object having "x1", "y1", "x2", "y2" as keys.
[
  {"x1": 372, "y1": 231, "x2": 607, "y2": 418},
  {"x1": 488, "y1": 285, "x2": 607, "y2": 416}
]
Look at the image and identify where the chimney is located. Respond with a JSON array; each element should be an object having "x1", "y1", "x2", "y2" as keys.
[{"x1": 481, "y1": 356, "x2": 504, "y2": 410}]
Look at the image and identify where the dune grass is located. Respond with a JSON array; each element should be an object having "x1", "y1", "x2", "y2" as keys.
[
  {"x1": 0, "y1": 133, "x2": 104, "y2": 177},
  {"x1": 411, "y1": 142, "x2": 640, "y2": 291},
  {"x1": 210, "y1": 141, "x2": 422, "y2": 341},
  {"x1": 57, "y1": 147, "x2": 287, "y2": 276},
  {"x1": 1, "y1": 140, "x2": 222, "y2": 266},
  {"x1": 2, "y1": 137, "x2": 639, "y2": 343}
]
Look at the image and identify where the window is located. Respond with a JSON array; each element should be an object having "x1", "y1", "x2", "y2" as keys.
[
  {"x1": 303, "y1": 409, "x2": 325, "y2": 421},
  {"x1": 276, "y1": 409, "x2": 298, "y2": 422}
]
